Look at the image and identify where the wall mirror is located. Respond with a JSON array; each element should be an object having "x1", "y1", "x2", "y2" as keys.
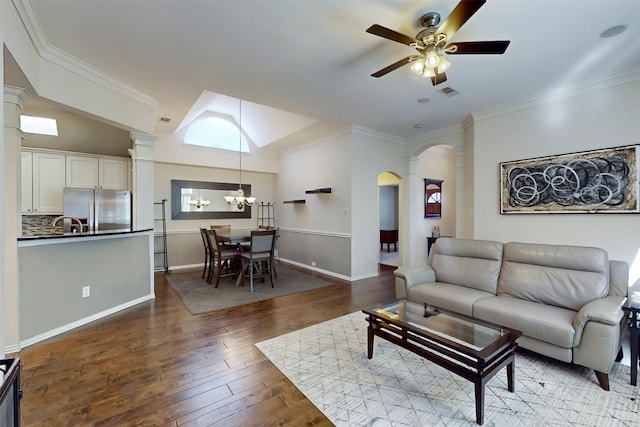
[
  {"x1": 171, "y1": 179, "x2": 252, "y2": 219},
  {"x1": 424, "y1": 179, "x2": 443, "y2": 218}
]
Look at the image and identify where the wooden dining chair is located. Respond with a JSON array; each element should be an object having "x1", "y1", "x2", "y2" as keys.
[
  {"x1": 207, "y1": 229, "x2": 241, "y2": 287},
  {"x1": 240, "y1": 230, "x2": 276, "y2": 292},
  {"x1": 210, "y1": 224, "x2": 230, "y2": 242},
  {"x1": 199, "y1": 227, "x2": 211, "y2": 280}
]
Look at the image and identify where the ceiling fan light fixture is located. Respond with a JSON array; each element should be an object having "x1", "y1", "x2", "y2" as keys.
[
  {"x1": 425, "y1": 48, "x2": 440, "y2": 68},
  {"x1": 410, "y1": 57, "x2": 426, "y2": 75},
  {"x1": 421, "y1": 67, "x2": 436, "y2": 78},
  {"x1": 437, "y1": 55, "x2": 451, "y2": 73}
]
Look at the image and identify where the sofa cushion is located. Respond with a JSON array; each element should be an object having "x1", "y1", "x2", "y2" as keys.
[
  {"x1": 498, "y1": 242, "x2": 609, "y2": 311},
  {"x1": 407, "y1": 282, "x2": 494, "y2": 317},
  {"x1": 473, "y1": 295, "x2": 576, "y2": 349},
  {"x1": 430, "y1": 238, "x2": 503, "y2": 294}
]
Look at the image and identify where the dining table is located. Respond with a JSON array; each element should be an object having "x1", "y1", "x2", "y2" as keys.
[{"x1": 214, "y1": 229, "x2": 252, "y2": 245}]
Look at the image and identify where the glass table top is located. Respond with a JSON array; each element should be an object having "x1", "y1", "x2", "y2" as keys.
[{"x1": 364, "y1": 299, "x2": 510, "y2": 352}]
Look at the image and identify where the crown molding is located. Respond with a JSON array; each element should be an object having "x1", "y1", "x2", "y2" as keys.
[
  {"x1": 12, "y1": 0, "x2": 158, "y2": 111},
  {"x1": 280, "y1": 124, "x2": 352, "y2": 155},
  {"x1": 407, "y1": 123, "x2": 463, "y2": 146},
  {"x1": 40, "y1": 45, "x2": 158, "y2": 110},
  {"x1": 471, "y1": 66, "x2": 640, "y2": 124},
  {"x1": 351, "y1": 125, "x2": 406, "y2": 145},
  {"x1": 11, "y1": 0, "x2": 48, "y2": 54}
]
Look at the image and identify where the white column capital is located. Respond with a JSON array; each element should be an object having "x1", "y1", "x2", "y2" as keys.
[
  {"x1": 4, "y1": 86, "x2": 27, "y2": 107},
  {"x1": 129, "y1": 132, "x2": 157, "y2": 160}
]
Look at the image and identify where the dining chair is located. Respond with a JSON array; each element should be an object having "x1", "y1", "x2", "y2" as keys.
[
  {"x1": 199, "y1": 227, "x2": 211, "y2": 280},
  {"x1": 207, "y1": 229, "x2": 241, "y2": 287},
  {"x1": 210, "y1": 224, "x2": 231, "y2": 244},
  {"x1": 240, "y1": 230, "x2": 276, "y2": 292}
]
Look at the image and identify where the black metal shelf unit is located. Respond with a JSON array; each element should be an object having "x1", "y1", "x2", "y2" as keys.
[
  {"x1": 257, "y1": 202, "x2": 276, "y2": 229},
  {"x1": 154, "y1": 199, "x2": 170, "y2": 274}
]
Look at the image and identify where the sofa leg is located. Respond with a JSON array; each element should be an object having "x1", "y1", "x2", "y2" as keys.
[{"x1": 594, "y1": 370, "x2": 610, "y2": 391}]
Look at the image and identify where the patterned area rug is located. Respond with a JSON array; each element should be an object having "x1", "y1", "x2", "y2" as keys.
[
  {"x1": 167, "y1": 264, "x2": 334, "y2": 314},
  {"x1": 256, "y1": 312, "x2": 639, "y2": 426}
]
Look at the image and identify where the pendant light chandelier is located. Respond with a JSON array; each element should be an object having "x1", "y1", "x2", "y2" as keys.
[
  {"x1": 187, "y1": 194, "x2": 210, "y2": 209},
  {"x1": 224, "y1": 99, "x2": 256, "y2": 209}
]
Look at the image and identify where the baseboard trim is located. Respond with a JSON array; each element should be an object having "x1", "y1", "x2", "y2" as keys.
[{"x1": 17, "y1": 294, "x2": 155, "y2": 351}]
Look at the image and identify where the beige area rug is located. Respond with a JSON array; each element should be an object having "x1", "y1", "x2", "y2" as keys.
[
  {"x1": 166, "y1": 264, "x2": 335, "y2": 314},
  {"x1": 257, "y1": 312, "x2": 639, "y2": 426}
]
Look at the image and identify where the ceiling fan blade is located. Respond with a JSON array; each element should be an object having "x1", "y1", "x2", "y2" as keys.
[
  {"x1": 446, "y1": 40, "x2": 510, "y2": 54},
  {"x1": 366, "y1": 24, "x2": 419, "y2": 46},
  {"x1": 437, "y1": 0, "x2": 486, "y2": 41},
  {"x1": 371, "y1": 56, "x2": 413, "y2": 78},
  {"x1": 430, "y1": 71, "x2": 447, "y2": 86}
]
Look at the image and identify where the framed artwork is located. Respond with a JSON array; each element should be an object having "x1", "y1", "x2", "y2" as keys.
[
  {"x1": 500, "y1": 145, "x2": 639, "y2": 214},
  {"x1": 424, "y1": 178, "x2": 443, "y2": 218}
]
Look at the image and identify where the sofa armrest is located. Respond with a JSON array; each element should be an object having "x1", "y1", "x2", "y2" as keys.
[
  {"x1": 572, "y1": 295, "x2": 627, "y2": 346},
  {"x1": 394, "y1": 265, "x2": 436, "y2": 299}
]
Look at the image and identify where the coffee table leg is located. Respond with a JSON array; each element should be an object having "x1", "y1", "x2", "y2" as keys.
[
  {"x1": 367, "y1": 320, "x2": 374, "y2": 359},
  {"x1": 507, "y1": 359, "x2": 515, "y2": 392},
  {"x1": 475, "y1": 382, "x2": 485, "y2": 425},
  {"x1": 631, "y1": 319, "x2": 638, "y2": 386}
]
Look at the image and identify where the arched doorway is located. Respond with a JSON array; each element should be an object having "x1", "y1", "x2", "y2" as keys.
[{"x1": 378, "y1": 172, "x2": 401, "y2": 268}]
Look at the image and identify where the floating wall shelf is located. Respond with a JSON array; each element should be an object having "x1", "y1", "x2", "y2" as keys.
[
  {"x1": 283, "y1": 199, "x2": 306, "y2": 204},
  {"x1": 305, "y1": 187, "x2": 332, "y2": 194}
]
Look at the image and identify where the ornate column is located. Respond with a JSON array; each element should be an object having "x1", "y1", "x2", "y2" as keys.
[
  {"x1": 455, "y1": 146, "x2": 465, "y2": 238},
  {"x1": 3, "y1": 85, "x2": 27, "y2": 355},
  {"x1": 129, "y1": 132, "x2": 156, "y2": 230},
  {"x1": 400, "y1": 155, "x2": 420, "y2": 266}
]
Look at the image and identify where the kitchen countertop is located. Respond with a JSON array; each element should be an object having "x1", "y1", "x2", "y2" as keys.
[{"x1": 18, "y1": 228, "x2": 153, "y2": 241}]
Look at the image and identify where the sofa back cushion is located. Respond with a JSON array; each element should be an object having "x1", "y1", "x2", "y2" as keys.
[
  {"x1": 430, "y1": 238, "x2": 503, "y2": 294},
  {"x1": 498, "y1": 242, "x2": 609, "y2": 311}
]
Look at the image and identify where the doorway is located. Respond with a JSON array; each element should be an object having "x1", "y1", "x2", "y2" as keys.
[{"x1": 378, "y1": 172, "x2": 400, "y2": 267}]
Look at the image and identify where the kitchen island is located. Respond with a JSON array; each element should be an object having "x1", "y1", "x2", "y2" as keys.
[{"x1": 18, "y1": 229, "x2": 154, "y2": 347}]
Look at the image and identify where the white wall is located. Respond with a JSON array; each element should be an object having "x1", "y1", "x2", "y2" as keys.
[
  {"x1": 472, "y1": 79, "x2": 640, "y2": 289},
  {"x1": 351, "y1": 130, "x2": 406, "y2": 278},
  {"x1": 415, "y1": 145, "x2": 456, "y2": 262}
]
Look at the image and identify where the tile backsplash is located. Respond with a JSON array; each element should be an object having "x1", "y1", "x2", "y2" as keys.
[{"x1": 22, "y1": 215, "x2": 63, "y2": 236}]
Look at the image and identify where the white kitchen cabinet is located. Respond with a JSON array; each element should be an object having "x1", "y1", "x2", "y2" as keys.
[
  {"x1": 66, "y1": 155, "x2": 99, "y2": 188},
  {"x1": 21, "y1": 151, "x2": 33, "y2": 212},
  {"x1": 30, "y1": 151, "x2": 66, "y2": 214},
  {"x1": 66, "y1": 155, "x2": 129, "y2": 190},
  {"x1": 98, "y1": 157, "x2": 129, "y2": 190}
]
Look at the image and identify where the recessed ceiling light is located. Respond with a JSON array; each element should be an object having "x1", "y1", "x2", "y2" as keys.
[
  {"x1": 414, "y1": 124, "x2": 423, "y2": 129},
  {"x1": 600, "y1": 25, "x2": 628, "y2": 38},
  {"x1": 417, "y1": 98, "x2": 431, "y2": 104}
]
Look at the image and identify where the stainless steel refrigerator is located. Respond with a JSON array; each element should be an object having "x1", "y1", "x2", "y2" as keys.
[{"x1": 63, "y1": 188, "x2": 132, "y2": 233}]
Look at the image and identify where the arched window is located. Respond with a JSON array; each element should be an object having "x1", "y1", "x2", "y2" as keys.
[{"x1": 183, "y1": 116, "x2": 249, "y2": 152}]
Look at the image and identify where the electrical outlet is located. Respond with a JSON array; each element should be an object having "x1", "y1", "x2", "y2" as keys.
[
  {"x1": 311, "y1": 261, "x2": 316, "y2": 267},
  {"x1": 82, "y1": 286, "x2": 90, "y2": 298}
]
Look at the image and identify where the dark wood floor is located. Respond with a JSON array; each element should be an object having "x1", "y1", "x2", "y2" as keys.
[{"x1": 18, "y1": 263, "x2": 396, "y2": 426}]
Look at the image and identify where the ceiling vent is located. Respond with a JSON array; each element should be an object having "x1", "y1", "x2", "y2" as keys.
[{"x1": 438, "y1": 87, "x2": 460, "y2": 97}]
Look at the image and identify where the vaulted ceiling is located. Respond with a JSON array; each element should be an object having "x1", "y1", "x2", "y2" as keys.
[{"x1": 10, "y1": 1, "x2": 640, "y2": 150}]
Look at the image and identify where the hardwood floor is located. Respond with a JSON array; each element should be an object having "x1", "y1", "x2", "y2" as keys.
[{"x1": 18, "y1": 263, "x2": 396, "y2": 426}]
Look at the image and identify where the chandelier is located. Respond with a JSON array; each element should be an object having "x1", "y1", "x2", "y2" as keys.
[
  {"x1": 224, "y1": 99, "x2": 256, "y2": 209},
  {"x1": 188, "y1": 194, "x2": 210, "y2": 209}
]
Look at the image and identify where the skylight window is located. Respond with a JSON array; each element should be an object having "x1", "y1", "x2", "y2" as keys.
[
  {"x1": 20, "y1": 115, "x2": 58, "y2": 136},
  {"x1": 184, "y1": 116, "x2": 249, "y2": 152}
]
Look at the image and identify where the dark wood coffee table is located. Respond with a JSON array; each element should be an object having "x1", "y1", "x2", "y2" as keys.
[{"x1": 363, "y1": 299, "x2": 522, "y2": 425}]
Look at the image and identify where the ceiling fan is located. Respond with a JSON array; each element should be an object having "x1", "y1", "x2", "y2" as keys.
[{"x1": 366, "y1": 0, "x2": 510, "y2": 86}]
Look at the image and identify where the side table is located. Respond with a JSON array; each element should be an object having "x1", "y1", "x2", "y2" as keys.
[{"x1": 622, "y1": 301, "x2": 640, "y2": 386}]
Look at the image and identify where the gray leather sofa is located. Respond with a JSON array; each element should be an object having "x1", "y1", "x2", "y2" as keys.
[{"x1": 394, "y1": 238, "x2": 628, "y2": 390}]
